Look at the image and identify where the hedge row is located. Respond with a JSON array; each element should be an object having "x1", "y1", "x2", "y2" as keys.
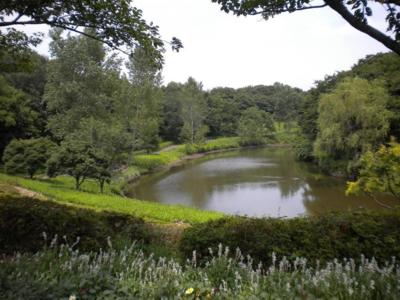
[
  {"x1": 180, "y1": 211, "x2": 400, "y2": 265},
  {"x1": 0, "y1": 194, "x2": 149, "y2": 254}
]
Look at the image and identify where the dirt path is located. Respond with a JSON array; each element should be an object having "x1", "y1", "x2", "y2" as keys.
[{"x1": 13, "y1": 186, "x2": 47, "y2": 200}]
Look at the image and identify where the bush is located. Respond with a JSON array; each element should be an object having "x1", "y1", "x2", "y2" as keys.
[
  {"x1": 2, "y1": 138, "x2": 55, "y2": 178},
  {"x1": 180, "y1": 211, "x2": 400, "y2": 265},
  {"x1": 0, "y1": 194, "x2": 149, "y2": 254}
]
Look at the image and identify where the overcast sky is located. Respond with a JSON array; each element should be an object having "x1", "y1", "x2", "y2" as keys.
[{"x1": 27, "y1": 0, "x2": 390, "y2": 91}]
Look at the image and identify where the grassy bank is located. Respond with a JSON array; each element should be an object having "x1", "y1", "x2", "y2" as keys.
[
  {"x1": 114, "y1": 137, "x2": 241, "y2": 193},
  {"x1": 133, "y1": 137, "x2": 240, "y2": 170},
  {"x1": 0, "y1": 173, "x2": 223, "y2": 224}
]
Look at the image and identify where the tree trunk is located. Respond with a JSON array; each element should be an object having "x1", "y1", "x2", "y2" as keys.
[
  {"x1": 75, "y1": 176, "x2": 81, "y2": 190},
  {"x1": 100, "y1": 179, "x2": 105, "y2": 194}
]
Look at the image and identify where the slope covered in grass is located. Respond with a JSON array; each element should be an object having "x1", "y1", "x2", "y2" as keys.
[{"x1": 0, "y1": 173, "x2": 223, "y2": 224}]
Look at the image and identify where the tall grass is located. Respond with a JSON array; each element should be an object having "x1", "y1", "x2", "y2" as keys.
[
  {"x1": 274, "y1": 121, "x2": 302, "y2": 144},
  {"x1": 132, "y1": 146, "x2": 186, "y2": 170},
  {"x1": 132, "y1": 137, "x2": 240, "y2": 170},
  {"x1": 0, "y1": 173, "x2": 223, "y2": 224},
  {"x1": 1, "y1": 242, "x2": 398, "y2": 299},
  {"x1": 192, "y1": 137, "x2": 240, "y2": 153}
]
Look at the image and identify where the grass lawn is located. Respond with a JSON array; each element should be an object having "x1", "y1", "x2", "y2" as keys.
[
  {"x1": 0, "y1": 138, "x2": 244, "y2": 224},
  {"x1": 0, "y1": 173, "x2": 223, "y2": 224}
]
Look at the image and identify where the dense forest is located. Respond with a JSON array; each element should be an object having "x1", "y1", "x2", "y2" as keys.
[{"x1": 0, "y1": 30, "x2": 305, "y2": 186}]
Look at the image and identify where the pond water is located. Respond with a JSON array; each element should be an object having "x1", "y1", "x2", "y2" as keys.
[{"x1": 126, "y1": 148, "x2": 397, "y2": 218}]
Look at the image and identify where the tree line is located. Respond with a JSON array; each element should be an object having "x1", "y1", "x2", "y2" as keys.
[
  {"x1": 1, "y1": 25, "x2": 399, "y2": 198},
  {"x1": 295, "y1": 52, "x2": 400, "y2": 200},
  {"x1": 0, "y1": 30, "x2": 303, "y2": 190}
]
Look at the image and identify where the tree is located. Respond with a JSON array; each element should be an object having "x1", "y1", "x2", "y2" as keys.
[
  {"x1": 346, "y1": 140, "x2": 400, "y2": 203},
  {"x1": 126, "y1": 47, "x2": 163, "y2": 152},
  {"x1": 2, "y1": 138, "x2": 55, "y2": 178},
  {"x1": 206, "y1": 88, "x2": 240, "y2": 137},
  {"x1": 349, "y1": 52, "x2": 400, "y2": 140},
  {"x1": 4, "y1": 51, "x2": 49, "y2": 136},
  {"x1": 45, "y1": 29, "x2": 116, "y2": 140},
  {"x1": 179, "y1": 78, "x2": 209, "y2": 144},
  {"x1": 0, "y1": 0, "x2": 182, "y2": 68},
  {"x1": 0, "y1": 75, "x2": 38, "y2": 155},
  {"x1": 212, "y1": 0, "x2": 400, "y2": 54},
  {"x1": 237, "y1": 106, "x2": 275, "y2": 146},
  {"x1": 314, "y1": 77, "x2": 390, "y2": 174},
  {"x1": 160, "y1": 82, "x2": 184, "y2": 143},
  {"x1": 47, "y1": 139, "x2": 96, "y2": 190}
]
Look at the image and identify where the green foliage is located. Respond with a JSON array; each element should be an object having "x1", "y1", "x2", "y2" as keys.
[
  {"x1": 180, "y1": 210, "x2": 400, "y2": 265},
  {"x1": 238, "y1": 107, "x2": 275, "y2": 146},
  {"x1": 193, "y1": 137, "x2": 240, "y2": 153},
  {"x1": 0, "y1": 0, "x2": 182, "y2": 67},
  {"x1": 159, "y1": 141, "x2": 174, "y2": 150},
  {"x1": 127, "y1": 47, "x2": 163, "y2": 153},
  {"x1": 0, "y1": 173, "x2": 223, "y2": 224},
  {"x1": 132, "y1": 147, "x2": 186, "y2": 171},
  {"x1": 314, "y1": 77, "x2": 390, "y2": 175},
  {"x1": 139, "y1": 118, "x2": 160, "y2": 153},
  {"x1": 297, "y1": 53, "x2": 400, "y2": 163},
  {"x1": 0, "y1": 194, "x2": 148, "y2": 254},
  {"x1": 160, "y1": 82, "x2": 184, "y2": 142},
  {"x1": 179, "y1": 78, "x2": 209, "y2": 144},
  {"x1": 132, "y1": 137, "x2": 241, "y2": 170},
  {"x1": 347, "y1": 141, "x2": 400, "y2": 199},
  {"x1": 350, "y1": 52, "x2": 400, "y2": 140},
  {"x1": 206, "y1": 87, "x2": 240, "y2": 137},
  {"x1": 45, "y1": 30, "x2": 114, "y2": 140},
  {"x1": 0, "y1": 75, "x2": 39, "y2": 155},
  {"x1": 47, "y1": 138, "x2": 112, "y2": 191},
  {"x1": 273, "y1": 121, "x2": 302, "y2": 145},
  {"x1": 2, "y1": 138, "x2": 55, "y2": 178}
]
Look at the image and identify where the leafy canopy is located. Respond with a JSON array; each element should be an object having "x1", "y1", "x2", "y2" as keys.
[
  {"x1": 2, "y1": 138, "x2": 55, "y2": 178},
  {"x1": 0, "y1": 0, "x2": 183, "y2": 68},
  {"x1": 346, "y1": 140, "x2": 400, "y2": 200},
  {"x1": 238, "y1": 106, "x2": 275, "y2": 146},
  {"x1": 314, "y1": 77, "x2": 390, "y2": 174}
]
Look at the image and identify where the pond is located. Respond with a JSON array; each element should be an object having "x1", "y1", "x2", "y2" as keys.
[{"x1": 126, "y1": 148, "x2": 397, "y2": 218}]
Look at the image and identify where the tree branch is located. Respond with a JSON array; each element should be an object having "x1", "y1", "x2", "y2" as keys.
[
  {"x1": 0, "y1": 18, "x2": 133, "y2": 55},
  {"x1": 0, "y1": 20, "x2": 38, "y2": 27},
  {"x1": 325, "y1": 0, "x2": 400, "y2": 54},
  {"x1": 249, "y1": 3, "x2": 328, "y2": 15}
]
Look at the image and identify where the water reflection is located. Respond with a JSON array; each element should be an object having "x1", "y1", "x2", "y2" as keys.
[{"x1": 126, "y1": 148, "x2": 398, "y2": 217}]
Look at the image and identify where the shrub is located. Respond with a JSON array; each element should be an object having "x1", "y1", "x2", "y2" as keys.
[
  {"x1": 2, "y1": 138, "x2": 55, "y2": 178},
  {"x1": 180, "y1": 211, "x2": 400, "y2": 265},
  {"x1": 0, "y1": 194, "x2": 149, "y2": 254}
]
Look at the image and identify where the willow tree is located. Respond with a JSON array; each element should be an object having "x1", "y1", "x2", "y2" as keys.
[{"x1": 314, "y1": 77, "x2": 390, "y2": 174}]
